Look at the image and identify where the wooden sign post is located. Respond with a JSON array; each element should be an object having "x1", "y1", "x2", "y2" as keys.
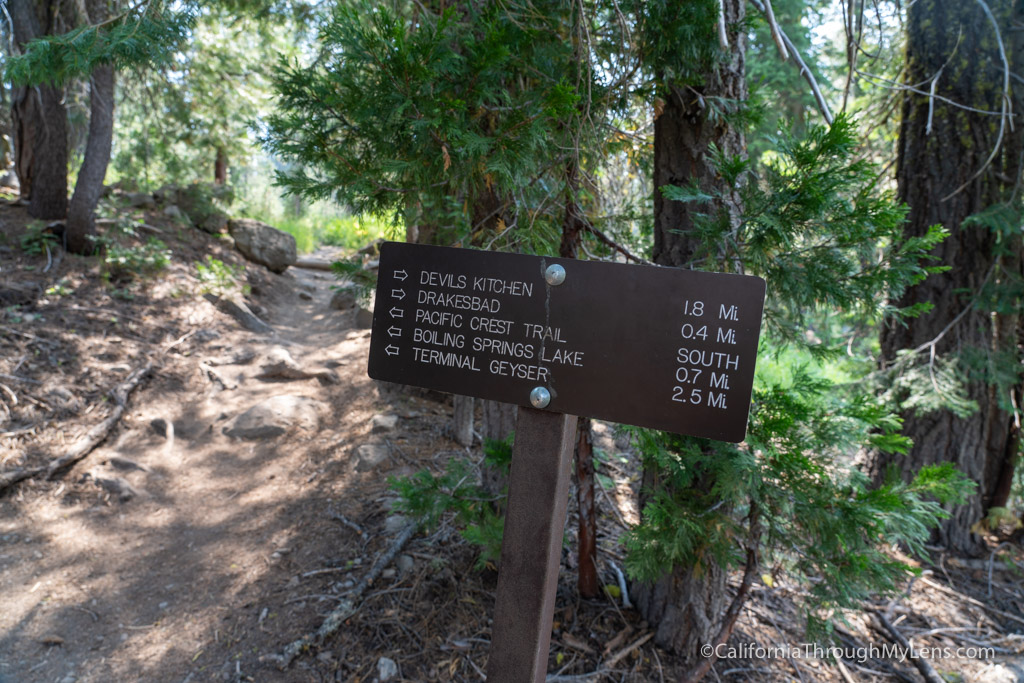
[
  {"x1": 487, "y1": 408, "x2": 577, "y2": 682},
  {"x1": 368, "y1": 242, "x2": 766, "y2": 681}
]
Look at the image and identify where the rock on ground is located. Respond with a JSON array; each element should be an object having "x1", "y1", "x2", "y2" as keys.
[
  {"x1": 355, "y1": 306, "x2": 373, "y2": 328},
  {"x1": 125, "y1": 191, "x2": 155, "y2": 209},
  {"x1": 356, "y1": 444, "x2": 390, "y2": 472},
  {"x1": 228, "y1": 218, "x2": 297, "y2": 274},
  {"x1": 377, "y1": 657, "x2": 399, "y2": 681},
  {"x1": 329, "y1": 287, "x2": 358, "y2": 311},
  {"x1": 224, "y1": 395, "x2": 325, "y2": 439},
  {"x1": 370, "y1": 414, "x2": 398, "y2": 433}
]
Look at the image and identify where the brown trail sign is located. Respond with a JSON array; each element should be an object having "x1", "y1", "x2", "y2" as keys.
[{"x1": 367, "y1": 242, "x2": 766, "y2": 681}]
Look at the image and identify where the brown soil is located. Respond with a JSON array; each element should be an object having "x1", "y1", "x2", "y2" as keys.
[{"x1": 1, "y1": 198, "x2": 1023, "y2": 683}]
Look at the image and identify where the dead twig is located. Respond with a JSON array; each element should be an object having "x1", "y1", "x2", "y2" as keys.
[
  {"x1": 162, "y1": 329, "x2": 198, "y2": 354},
  {"x1": 270, "y1": 522, "x2": 418, "y2": 668},
  {"x1": 327, "y1": 507, "x2": 368, "y2": 540},
  {"x1": 871, "y1": 610, "x2": 944, "y2": 683},
  {"x1": 919, "y1": 575, "x2": 1024, "y2": 628},
  {"x1": 603, "y1": 632, "x2": 654, "y2": 668},
  {"x1": 583, "y1": 224, "x2": 650, "y2": 265},
  {"x1": 748, "y1": 0, "x2": 833, "y2": 124},
  {"x1": 0, "y1": 372, "x2": 41, "y2": 385},
  {"x1": 45, "y1": 362, "x2": 154, "y2": 479}
]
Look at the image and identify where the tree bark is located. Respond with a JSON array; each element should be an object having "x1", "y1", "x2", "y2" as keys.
[
  {"x1": 635, "y1": 0, "x2": 747, "y2": 659},
  {"x1": 480, "y1": 400, "x2": 517, "y2": 498},
  {"x1": 9, "y1": 0, "x2": 67, "y2": 219},
  {"x1": 451, "y1": 394, "x2": 474, "y2": 447},
  {"x1": 574, "y1": 417, "x2": 598, "y2": 598},
  {"x1": 66, "y1": 63, "x2": 115, "y2": 254},
  {"x1": 214, "y1": 146, "x2": 228, "y2": 185},
  {"x1": 870, "y1": 0, "x2": 1024, "y2": 556}
]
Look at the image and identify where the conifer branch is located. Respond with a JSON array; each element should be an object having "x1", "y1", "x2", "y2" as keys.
[
  {"x1": 747, "y1": 0, "x2": 833, "y2": 124},
  {"x1": 583, "y1": 224, "x2": 650, "y2": 265}
]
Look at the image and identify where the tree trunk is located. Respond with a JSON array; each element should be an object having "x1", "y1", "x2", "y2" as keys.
[
  {"x1": 451, "y1": 395, "x2": 474, "y2": 447},
  {"x1": 870, "y1": 0, "x2": 1024, "y2": 556},
  {"x1": 574, "y1": 417, "x2": 598, "y2": 598},
  {"x1": 561, "y1": 155, "x2": 599, "y2": 597},
  {"x1": 9, "y1": 0, "x2": 67, "y2": 219},
  {"x1": 0, "y1": 79, "x2": 11, "y2": 170},
  {"x1": 480, "y1": 400, "x2": 517, "y2": 498},
  {"x1": 214, "y1": 146, "x2": 228, "y2": 185},
  {"x1": 633, "y1": 469, "x2": 731, "y2": 660},
  {"x1": 635, "y1": 0, "x2": 747, "y2": 659},
  {"x1": 66, "y1": 63, "x2": 115, "y2": 254}
]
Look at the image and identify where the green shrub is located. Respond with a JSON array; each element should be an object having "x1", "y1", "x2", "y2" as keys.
[
  {"x1": 195, "y1": 256, "x2": 247, "y2": 297},
  {"x1": 20, "y1": 221, "x2": 59, "y2": 255},
  {"x1": 390, "y1": 436, "x2": 512, "y2": 570},
  {"x1": 98, "y1": 236, "x2": 171, "y2": 281}
]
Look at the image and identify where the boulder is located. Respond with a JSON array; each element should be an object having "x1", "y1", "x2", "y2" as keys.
[
  {"x1": 198, "y1": 211, "x2": 229, "y2": 235},
  {"x1": 228, "y1": 218, "x2": 297, "y2": 274},
  {"x1": 329, "y1": 287, "x2": 358, "y2": 311},
  {"x1": 225, "y1": 395, "x2": 324, "y2": 440},
  {"x1": 126, "y1": 192, "x2": 156, "y2": 209},
  {"x1": 173, "y1": 184, "x2": 232, "y2": 233}
]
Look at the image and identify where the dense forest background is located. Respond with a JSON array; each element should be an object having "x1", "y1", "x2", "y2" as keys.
[{"x1": 2, "y1": 0, "x2": 1024, "y2": 681}]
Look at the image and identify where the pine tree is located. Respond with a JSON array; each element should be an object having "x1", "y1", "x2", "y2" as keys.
[
  {"x1": 5, "y1": 1, "x2": 192, "y2": 252},
  {"x1": 628, "y1": 0, "x2": 747, "y2": 660},
  {"x1": 869, "y1": 0, "x2": 1024, "y2": 555},
  {"x1": 626, "y1": 1, "x2": 967, "y2": 671},
  {"x1": 9, "y1": 0, "x2": 68, "y2": 221}
]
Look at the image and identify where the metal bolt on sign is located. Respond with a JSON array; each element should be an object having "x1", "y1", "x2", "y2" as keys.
[
  {"x1": 530, "y1": 386, "x2": 551, "y2": 409},
  {"x1": 544, "y1": 263, "x2": 566, "y2": 286}
]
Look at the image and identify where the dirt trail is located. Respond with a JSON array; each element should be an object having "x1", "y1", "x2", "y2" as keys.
[{"x1": 0, "y1": 252, "x2": 422, "y2": 682}]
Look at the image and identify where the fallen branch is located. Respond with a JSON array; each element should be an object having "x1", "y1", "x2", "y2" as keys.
[
  {"x1": 0, "y1": 362, "x2": 154, "y2": 495},
  {"x1": 0, "y1": 465, "x2": 45, "y2": 491},
  {"x1": 919, "y1": 575, "x2": 1024, "y2": 628},
  {"x1": 604, "y1": 632, "x2": 654, "y2": 669},
  {"x1": 294, "y1": 257, "x2": 336, "y2": 272},
  {"x1": 871, "y1": 611, "x2": 944, "y2": 683},
  {"x1": 202, "y1": 293, "x2": 273, "y2": 334},
  {"x1": 46, "y1": 362, "x2": 154, "y2": 479},
  {"x1": 269, "y1": 522, "x2": 418, "y2": 668}
]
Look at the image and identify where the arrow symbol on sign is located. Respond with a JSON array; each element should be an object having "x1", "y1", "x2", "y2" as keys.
[
  {"x1": 388, "y1": 326, "x2": 402, "y2": 338},
  {"x1": 385, "y1": 345, "x2": 400, "y2": 357},
  {"x1": 389, "y1": 307, "x2": 404, "y2": 319},
  {"x1": 391, "y1": 288, "x2": 406, "y2": 301},
  {"x1": 393, "y1": 269, "x2": 408, "y2": 281}
]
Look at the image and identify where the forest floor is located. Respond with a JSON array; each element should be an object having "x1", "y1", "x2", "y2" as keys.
[{"x1": 1, "y1": 197, "x2": 1023, "y2": 683}]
